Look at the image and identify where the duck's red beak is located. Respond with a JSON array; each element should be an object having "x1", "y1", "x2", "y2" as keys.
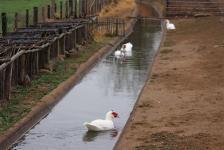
[{"x1": 112, "y1": 112, "x2": 119, "y2": 118}]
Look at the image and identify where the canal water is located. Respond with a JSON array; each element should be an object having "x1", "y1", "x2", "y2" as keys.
[{"x1": 13, "y1": 21, "x2": 162, "y2": 150}]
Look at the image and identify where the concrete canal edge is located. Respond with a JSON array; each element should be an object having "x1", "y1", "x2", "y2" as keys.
[
  {"x1": 113, "y1": 1, "x2": 167, "y2": 149},
  {"x1": 0, "y1": 9, "x2": 138, "y2": 150}
]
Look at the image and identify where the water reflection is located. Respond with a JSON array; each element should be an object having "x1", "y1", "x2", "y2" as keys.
[{"x1": 83, "y1": 129, "x2": 118, "y2": 142}]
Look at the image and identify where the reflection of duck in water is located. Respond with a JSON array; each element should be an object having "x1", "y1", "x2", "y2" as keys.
[{"x1": 83, "y1": 129, "x2": 118, "y2": 142}]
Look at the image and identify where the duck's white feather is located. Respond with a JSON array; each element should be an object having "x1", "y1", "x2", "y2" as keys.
[
  {"x1": 114, "y1": 50, "x2": 125, "y2": 59},
  {"x1": 121, "y1": 42, "x2": 133, "y2": 53},
  {"x1": 83, "y1": 111, "x2": 118, "y2": 131},
  {"x1": 84, "y1": 122, "x2": 102, "y2": 131},
  {"x1": 167, "y1": 23, "x2": 176, "y2": 30},
  {"x1": 165, "y1": 19, "x2": 176, "y2": 30},
  {"x1": 84, "y1": 119, "x2": 114, "y2": 131}
]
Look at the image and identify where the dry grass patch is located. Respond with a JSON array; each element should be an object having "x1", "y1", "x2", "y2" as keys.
[{"x1": 99, "y1": 0, "x2": 136, "y2": 19}]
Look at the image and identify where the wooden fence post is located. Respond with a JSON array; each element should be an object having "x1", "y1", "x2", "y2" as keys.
[
  {"x1": 42, "y1": 7, "x2": 46, "y2": 22},
  {"x1": 107, "y1": 18, "x2": 110, "y2": 34},
  {"x1": 14, "y1": 12, "x2": 18, "y2": 31},
  {"x1": 5, "y1": 64, "x2": 12, "y2": 101},
  {"x1": 74, "y1": 0, "x2": 77, "y2": 18},
  {"x1": 65, "y1": 1, "x2": 68, "y2": 18},
  {"x1": 99, "y1": 0, "x2": 101, "y2": 12},
  {"x1": 97, "y1": 0, "x2": 99, "y2": 13},
  {"x1": 94, "y1": 0, "x2": 97, "y2": 14},
  {"x1": 84, "y1": 0, "x2": 87, "y2": 17},
  {"x1": 78, "y1": 1, "x2": 82, "y2": 18},
  {"x1": 69, "y1": 0, "x2": 74, "y2": 17},
  {"x1": 33, "y1": 7, "x2": 38, "y2": 26},
  {"x1": 47, "y1": 5, "x2": 51, "y2": 19},
  {"x1": 1, "y1": 13, "x2": 7, "y2": 37},
  {"x1": 122, "y1": 19, "x2": 125, "y2": 36},
  {"x1": 115, "y1": 18, "x2": 119, "y2": 36},
  {"x1": 19, "y1": 54, "x2": 26, "y2": 85},
  {"x1": 78, "y1": 0, "x2": 81, "y2": 17},
  {"x1": 94, "y1": 0, "x2": 96, "y2": 15},
  {"x1": 82, "y1": 0, "x2": 86, "y2": 17},
  {"x1": 109, "y1": 18, "x2": 112, "y2": 35},
  {"x1": 0, "y1": 70, "x2": 4, "y2": 101},
  {"x1": 86, "y1": 0, "x2": 89, "y2": 16},
  {"x1": 55, "y1": 3, "x2": 57, "y2": 13},
  {"x1": 51, "y1": 0, "x2": 56, "y2": 18},
  {"x1": 26, "y1": 9, "x2": 29, "y2": 27},
  {"x1": 60, "y1": 1, "x2": 63, "y2": 19}
]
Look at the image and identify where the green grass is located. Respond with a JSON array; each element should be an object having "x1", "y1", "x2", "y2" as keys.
[
  {"x1": 0, "y1": 0, "x2": 63, "y2": 32},
  {"x1": 0, "y1": 37, "x2": 113, "y2": 133},
  {"x1": 0, "y1": 0, "x2": 59, "y2": 13}
]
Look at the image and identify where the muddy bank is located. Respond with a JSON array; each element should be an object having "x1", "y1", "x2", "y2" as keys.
[{"x1": 115, "y1": 16, "x2": 224, "y2": 150}]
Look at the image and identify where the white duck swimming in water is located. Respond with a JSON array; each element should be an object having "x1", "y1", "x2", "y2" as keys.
[
  {"x1": 121, "y1": 42, "x2": 133, "y2": 53},
  {"x1": 121, "y1": 42, "x2": 133, "y2": 57},
  {"x1": 83, "y1": 111, "x2": 119, "y2": 131},
  {"x1": 165, "y1": 19, "x2": 176, "y2": 30},
  {"x1": 114, "y1": 49, "x2": 125, "y2": 59}
]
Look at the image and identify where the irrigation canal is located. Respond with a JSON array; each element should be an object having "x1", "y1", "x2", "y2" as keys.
[{"x1": 12, "y1": 21, "x2": 162, "y2": 150}]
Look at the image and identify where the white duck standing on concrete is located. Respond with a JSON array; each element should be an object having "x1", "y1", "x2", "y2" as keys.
[
  {"x1": 83, "y1": 111, "x2": 119, "y2": 131},
  {"x1": 165, "y1": 19, "x2": 176, "y2": 30}
]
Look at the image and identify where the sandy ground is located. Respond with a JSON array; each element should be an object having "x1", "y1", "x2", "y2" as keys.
[{"x1": 115, "y1": 16, "x2": 224, "y2": 150}]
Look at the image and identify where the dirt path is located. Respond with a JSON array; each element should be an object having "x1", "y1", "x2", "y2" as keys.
[{"x1": 115, "y1": 16, "x2": 224, "y2": 150}]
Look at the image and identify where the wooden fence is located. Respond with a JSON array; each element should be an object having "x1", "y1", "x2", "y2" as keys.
[
  {"x1": 0, "y1": 0, "x2": 125, "y2": 102},
  {"x1": 95, "y1": 17, "x2": 126, "y2": 36}
]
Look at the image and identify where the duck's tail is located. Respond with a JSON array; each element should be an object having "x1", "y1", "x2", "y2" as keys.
[
  {"x1": 83, "y1": 122, "x2": 89, "y2": 126},
  {"x1": 83, "y1": 122, "x2": 100, "y2": 131}
]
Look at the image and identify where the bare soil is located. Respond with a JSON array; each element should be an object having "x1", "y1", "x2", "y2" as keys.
[{"x1": 115, "y1": 16, "x2": 224, "y2": 150}]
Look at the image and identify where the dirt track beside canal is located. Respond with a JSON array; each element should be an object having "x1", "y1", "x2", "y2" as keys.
[{"x1": 116, "y1": 16, "x2": 224, "y2": 150}]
